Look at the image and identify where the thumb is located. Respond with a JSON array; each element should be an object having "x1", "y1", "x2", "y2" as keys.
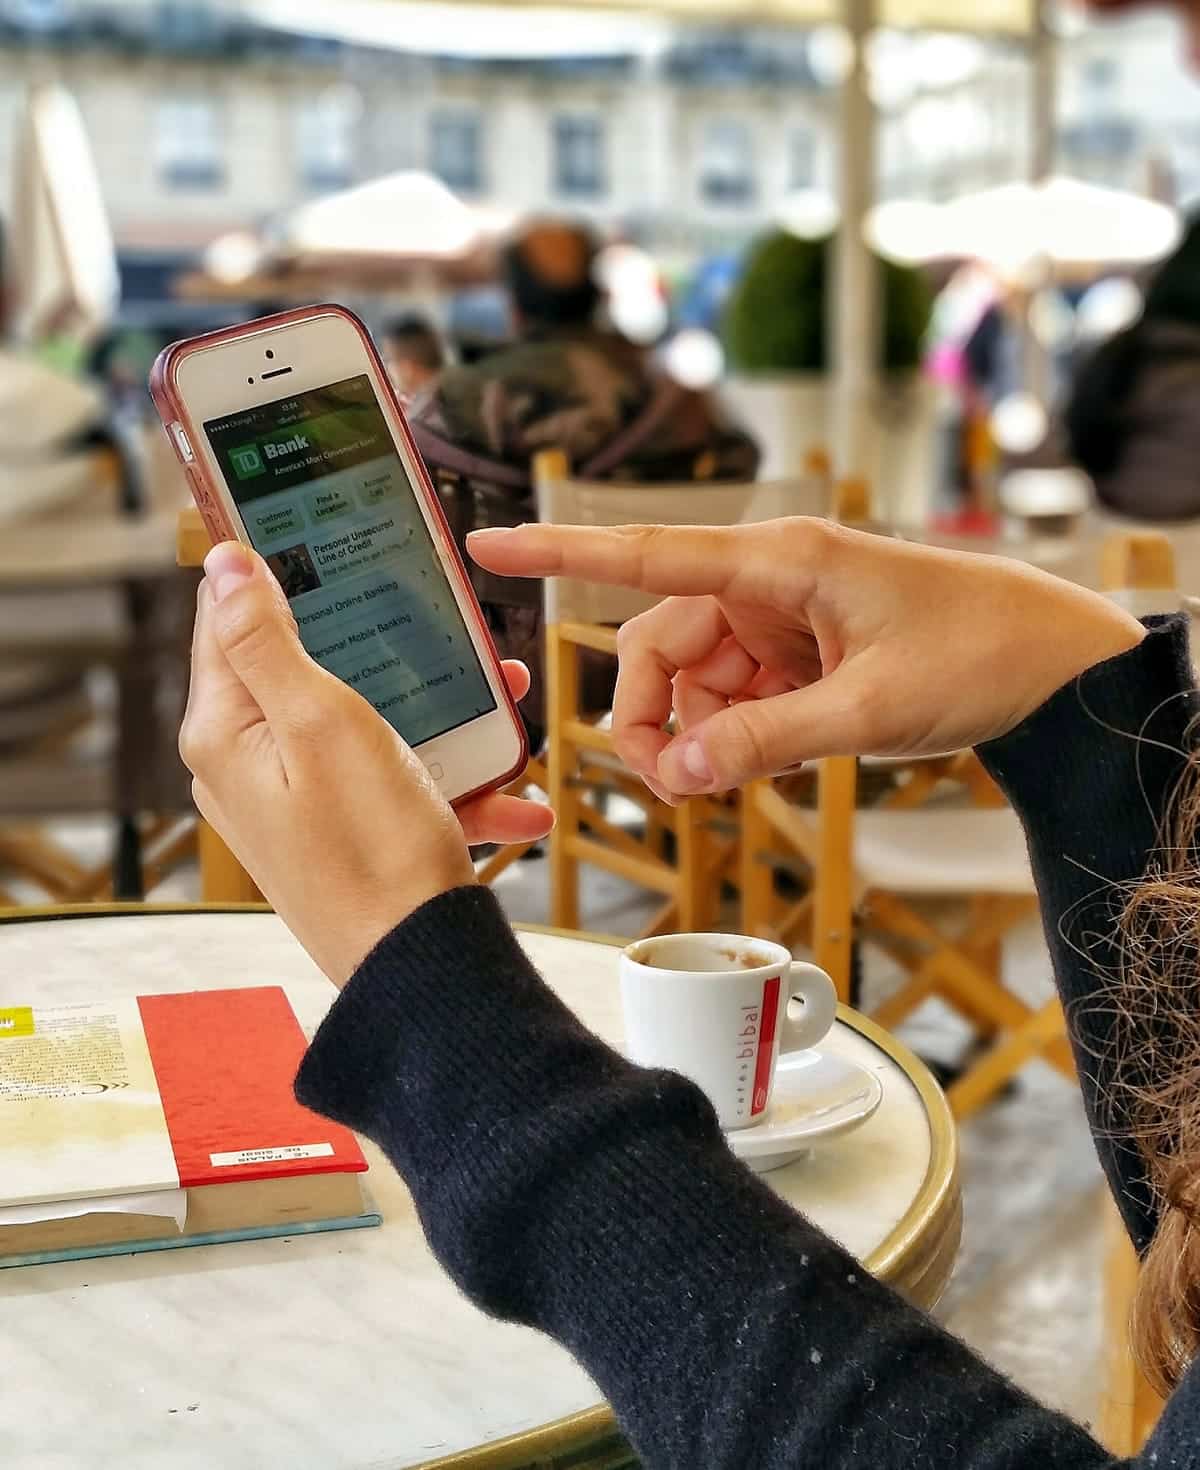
[
  {"x1": 203, "y1": 542, "x2": 328, "y2": 740},
  {"x1": 654, "y1": 671, "x2": 873, "y2": 795}
]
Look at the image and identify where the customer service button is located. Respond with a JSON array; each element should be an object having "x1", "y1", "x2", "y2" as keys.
[
  {"x1": 306, "y1": 487, "x2": 354, "y2": 522},
  {"x1": 246, "y1": 503, "x2": 306, "y2": 540}
]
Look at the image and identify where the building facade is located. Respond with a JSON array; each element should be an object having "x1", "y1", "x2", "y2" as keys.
[{"x1": 0, "y1": 1, "x2": 1196, "y2": 281}]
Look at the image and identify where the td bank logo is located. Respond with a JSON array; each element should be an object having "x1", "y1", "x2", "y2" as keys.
[
  {"x1": 229, "y1": 443, "x2": 265, "y2": 480},
  {"x1": 229, "y1": 432, "x2": 311, "y2": 481},
  {"x1": 263, "y1": 432, "x2": 311, "y2": 461}
]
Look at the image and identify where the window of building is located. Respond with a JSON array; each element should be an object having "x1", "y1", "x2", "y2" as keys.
[
  {"x1": 699, "y1": 118, "x2": 755, "y2": 206},
  {"x1": 430, "y1": 111, "x2": 484, "y2": 194},
  {"x1": 155, "y1": 0, "x2": 220, "y2": 49},
  {"x1": 790, "y1": 127, "x2": 817, "y2": 190},
  {"x1": 297, "y1": 87, "x2": 360, "y2": 192},
  {"x1": 10, "y1": 0, "x2": 69, "y2": 32},
  {"x1": 553, "y1": 115, "x2": 606, "y2": 199},
  {"x1": 1083, "y1": 56, "x2": 1119, "y2": 93},
  {"x1": 156, "y1": 96, "x2": 223, "y2": 191}
]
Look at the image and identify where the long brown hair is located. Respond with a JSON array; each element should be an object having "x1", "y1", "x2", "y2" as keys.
[{"x1": 1117, "y1": 753, "x2": 1200, "y2": 1395}]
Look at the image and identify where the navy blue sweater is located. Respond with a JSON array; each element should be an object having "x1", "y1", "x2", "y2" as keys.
[{"x1": 296, "y1": 617, "x2": 1200, "y2": 1468}]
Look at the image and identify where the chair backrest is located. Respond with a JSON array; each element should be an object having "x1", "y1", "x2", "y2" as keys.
[
  {"x1": 533, "y1": 449, "x2": 826, "y2": 625},
  {"x1": 1099, "y1": 530, "x2": 1179, "y2": 618}
]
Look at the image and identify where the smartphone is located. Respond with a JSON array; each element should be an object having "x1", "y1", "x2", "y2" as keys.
[{"x1": 151, "y1": 304, "x2": 527, "y2": 806}]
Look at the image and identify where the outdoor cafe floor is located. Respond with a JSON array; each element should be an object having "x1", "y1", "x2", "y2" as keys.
[{"x1": 25, "y1": 817, "x2": 1105, "y2": 1434}]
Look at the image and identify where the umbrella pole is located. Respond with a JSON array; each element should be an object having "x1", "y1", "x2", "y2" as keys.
[
  {"x1": 1023, "y1": 0, "x2": 1057, "y2": 405},
  {"x1": 831, "y1": 0, "x2": 881, "y2": 519},
  {"x1": 1030, "y1": 0, "x2": 1056, "y2": 183}
]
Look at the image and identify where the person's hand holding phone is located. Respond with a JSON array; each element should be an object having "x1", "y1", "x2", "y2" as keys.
[
  {"x1": 181, "y1": 543, "x2": 552, "y2": 988},
  {"x1": 469, "y1": 518, "x2": 1147, "y2": 801}
]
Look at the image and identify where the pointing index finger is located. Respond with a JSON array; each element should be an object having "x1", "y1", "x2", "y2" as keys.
[{"x1": 467, "y1": 522, "x2": 741, "y2": 598}]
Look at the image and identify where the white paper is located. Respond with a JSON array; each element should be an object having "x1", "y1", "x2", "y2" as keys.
[
  {"x1": 0, "y1": 997, "x2": 179, "y2": 1207},
  {"x1": 0, "y1": 1188, "x2": 186, "y2": 1232}
]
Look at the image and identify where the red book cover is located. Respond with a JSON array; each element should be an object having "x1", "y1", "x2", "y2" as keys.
[{"x1": 137, "y1": 987, "x2": 366, "y2": 1189}]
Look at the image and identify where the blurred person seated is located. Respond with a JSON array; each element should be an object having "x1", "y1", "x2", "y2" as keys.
[
  {"x1": 1066, "y1": 214, "x2": 1200, "y2": 521},
  {"x1": 413, "y1": 218, "x2": 757, "y2": 487},
  {"x1": 410, "y1": 218, "x2": 758, "y2": 742},
  {"x1": 381, "y1": 313, "x2": 446, "y2": 402}
]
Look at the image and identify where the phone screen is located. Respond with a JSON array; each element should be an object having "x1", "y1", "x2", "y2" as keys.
[{"x1": 203, "y1": 374, "x2": 497, "y2": 746}]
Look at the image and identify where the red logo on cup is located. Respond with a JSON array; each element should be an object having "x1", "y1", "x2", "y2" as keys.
[{"x1": 750, "y1": 976, "x2": 781, "y2": 1116}]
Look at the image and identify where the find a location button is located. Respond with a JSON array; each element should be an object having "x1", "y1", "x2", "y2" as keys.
[
  {"x1": 307, "y1": 487, "x2": 354, "y2": 522},
  {"x1": 247, "y1": 503, "x2": 306, "y2": 540}
]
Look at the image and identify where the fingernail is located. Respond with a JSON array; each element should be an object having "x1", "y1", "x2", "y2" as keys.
[
  {"x1": 466, "y1": 526, "x2": 521, "y2": 543},
  {"x1": 204, "y1": 543, "x2": 255, "y2": 603},
  {"x1": 658, "y1": 738, "x2": 714, "y2": 795},
  {"x1": 643, "y1": 776, "x2": 681, "y2": 808}
]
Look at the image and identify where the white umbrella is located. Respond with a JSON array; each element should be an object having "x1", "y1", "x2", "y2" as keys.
[
  {"x1": 182, "y1": 172, "x2": 514, "y2": 301},
  {"x1": 868, "y1": 177, "x2": 1181, "y2": 278},
  {"x1": 9, "y1": 83, "x2": 119, "y2": 345},
  {"x1": 280, "y1": 170, "x2": 513, "y2": 263},
  {"x1": 249, "y1": 0, "x2": 1033, "y2": 37},
  {"x1": 790, "y1": 178, "x2": 1178, "y2": 276}
]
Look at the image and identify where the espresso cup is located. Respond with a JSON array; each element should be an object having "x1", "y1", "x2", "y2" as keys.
[{"x1": 620, "y1": 933, "x2": 838, "y2": 1131}]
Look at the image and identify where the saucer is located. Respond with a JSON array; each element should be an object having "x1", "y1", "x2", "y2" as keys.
[{"x1": 725, "y1": 1049, "x2": 883, "y2": 1174}]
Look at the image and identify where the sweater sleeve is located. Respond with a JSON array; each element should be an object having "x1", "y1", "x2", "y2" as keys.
[
  {"x1": 978, "y1": 614, "x2": 1200, "y2": 1254},
  {"x1": 297, "y1": 885, "x2": 1134, "y2": 1469}
]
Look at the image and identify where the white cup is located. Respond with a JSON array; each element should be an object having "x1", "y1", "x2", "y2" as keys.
[{"x1": 620, "y1": 933, "x2": 839, "y2": 1131}]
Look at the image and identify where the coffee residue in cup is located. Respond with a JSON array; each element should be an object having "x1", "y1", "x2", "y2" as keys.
[{"x1": 718, "y1": 946, "x2": 773, "y2": 970}]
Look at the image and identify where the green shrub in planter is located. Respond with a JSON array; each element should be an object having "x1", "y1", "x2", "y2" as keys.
[{"x1": 722, "y1": 230, "x2": 933, "y2": 376}]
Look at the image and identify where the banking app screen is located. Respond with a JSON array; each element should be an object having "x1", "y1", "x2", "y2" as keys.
[{"x1": 204, "y1": 374, "x2": 496, "y2": 746}]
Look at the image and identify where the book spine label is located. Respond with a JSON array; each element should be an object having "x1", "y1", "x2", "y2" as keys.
[{"x1": 209, "y1": 1143, "x2": 334, "y2": 1167}]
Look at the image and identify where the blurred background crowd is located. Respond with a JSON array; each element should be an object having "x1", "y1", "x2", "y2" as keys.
[{"x1": 5, "y1": 0, "x2": 1200, "y2": 526}]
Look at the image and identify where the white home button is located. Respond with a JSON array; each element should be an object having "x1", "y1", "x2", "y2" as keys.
[{"x1": 427, "y1": 762, "x2": 445, "y2": 781}]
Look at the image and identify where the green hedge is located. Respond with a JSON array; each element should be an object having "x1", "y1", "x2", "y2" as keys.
[{"x1": 722, "y1": 230, "x2": 933, "y2": 376}]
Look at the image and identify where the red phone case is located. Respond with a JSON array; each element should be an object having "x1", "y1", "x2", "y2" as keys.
[{"x1": 150, "y1": 303, "x2": 529, "y2": 806}]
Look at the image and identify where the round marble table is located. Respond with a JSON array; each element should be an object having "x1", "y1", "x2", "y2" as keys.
[{"x1": 0, "y1": 906, "x2": 960, "y2": 1470}]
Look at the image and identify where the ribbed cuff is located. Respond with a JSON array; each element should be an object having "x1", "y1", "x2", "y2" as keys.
[
  {"x1": 294, "y1": 884, "x2": 535, "y2": 1136},
  {"x1": 978, "y1": 614, "x2": 1197, "y2": 813}
]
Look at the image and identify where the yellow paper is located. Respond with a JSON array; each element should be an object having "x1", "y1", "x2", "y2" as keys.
[{"x1": 0, "y1": 1007, "x2": 35, "y2": 1038}]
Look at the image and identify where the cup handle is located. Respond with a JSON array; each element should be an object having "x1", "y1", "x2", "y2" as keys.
[{"x1": 781, "y1": 962, "x2": 839, "y2": 1054}]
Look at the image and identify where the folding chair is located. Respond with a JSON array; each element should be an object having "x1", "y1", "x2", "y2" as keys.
[
  {"x1": 743, "y1": 526, "x2": 1189, "y2": 1121},
  {"x1": 0, "y1": 442, "x2": 193, "y2": 906},
  {"x1": 534, "y1": 450, "x2": 824, "y2": 934},
  {"x1": 743, "y1": 752, "x2": 1049, "y2": 1111},
  {"x1": 948, "y1": 529, "x2": 1188, "y2": 1114}
]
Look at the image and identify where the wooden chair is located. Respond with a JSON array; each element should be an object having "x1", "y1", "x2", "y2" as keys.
[
  {"x1": 472, "y1": 755, "x2": 551, "y2": 886},
  {"x1": 742, "y1": 755, "x2": 1052, "y2": 1114},
  {"x1": 1101, "y1": 530, "x2": 1179, "y2": 619},
  {"x1": 534, "y1": 451, "x2": 826, "y2": 934},
  {"x1": 0, "y1": 672, "x2": 196, "y2": 906},
  {"x1": 0, "y1": 441, "x2": 194, "y2": 906},
  {"x1": 743, "y1": 526, "x2": 1189, "y2": 1121}
]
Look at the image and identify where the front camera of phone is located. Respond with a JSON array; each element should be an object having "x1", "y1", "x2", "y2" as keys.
[
  {"x1": 265, "y1": 349, "x2": 275, "y2": 360},
  {"x1": 247, "y1": 376, "x2": 255, "y2": 385}
]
